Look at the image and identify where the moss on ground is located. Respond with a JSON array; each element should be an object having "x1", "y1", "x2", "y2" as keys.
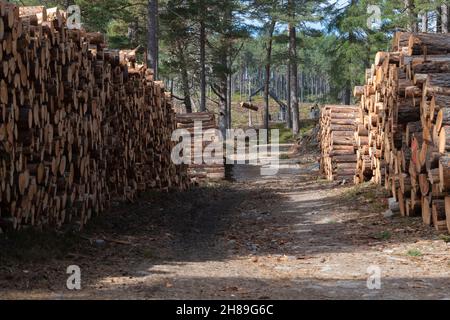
[{"x1": 341, "y1": 183, "x2": 390, "y2": 213}]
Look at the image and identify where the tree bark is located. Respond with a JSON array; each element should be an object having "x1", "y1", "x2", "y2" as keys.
[
  {"x1": 264, "y1": 20, "x2": 276, "y2": 135},
  {"x1": 199, "y1": 18, "x2": 207, "y2": 112},
  {"x1": 286, "y1": 64, "x2": 292, "y2": 129},
  {"x1": 405, "y1": 0, "x2": 418, "y2": 32},
  {"x1": 345, "y1": 19, "x2": 356, "y2": 106},
  {"x1": 218, "y1": 95, "x2": 227, "y2": 137},
  {"x1": 290, "y1": 33, "x2": 299, "y2": 134},
  {"x1": 148, "y1": 0, "x2": 159, "y2": 78},
  {"x1": 300, "y1": 70, "x2": 304, "y2": 102},
  {"x1": 438, "y1": 6, "x2": 443, "y2": 33},
  {"x1": 289, "y1": 0, "x2": 299, "y2": 135},
  {"x1": 228, "y1": 59, "x2": 232, "y2": 129},
  {"x1": 344, "y1": 83, "x2": 352, "y2": 105},
  {"x1": 178, "y1": 43, "x2": 192, "y2": 113},
  {"x1": 442, "y1": 4, "x2": 449, "y2": 33}
]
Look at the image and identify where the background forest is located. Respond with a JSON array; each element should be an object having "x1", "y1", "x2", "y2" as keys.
[{"x1": 11, "y1": 0, "x2": 450, "y2": 133}]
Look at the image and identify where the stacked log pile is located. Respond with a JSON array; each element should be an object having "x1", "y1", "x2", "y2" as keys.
[
  {"x1": 319, "y1": 105, "x2": 358, "y2": 182},
  {"x1": 176, "y1": 113, "x2": 225, "y2": 182},
  {"x1": 0, "y1": 3, "x2": 190, "y2": 231},
  {"x1": 354, "y1": 32, "x2": 450, "y2": 233}
]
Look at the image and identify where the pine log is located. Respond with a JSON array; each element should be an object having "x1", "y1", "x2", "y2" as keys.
[
  {"x1": 445, "y1": 197, "x2": 450, "y2": 232},
  {"x1": 439, "y1": 126, "x2": 450, "y2": 153},
  {"x1": 432, "y1": 199, "x2": 448, "y2": 231},
  {"x1": 424, "y1": 74, "x2": 450, "y2": 97},
  {"x1": 240, "y1": 102, "x2": 259, "y2": 112},
  {"x1": 409, "y1": 33, "x2": 450, "y2": 55}
]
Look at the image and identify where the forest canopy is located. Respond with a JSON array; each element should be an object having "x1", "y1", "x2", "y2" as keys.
[{"x1": 12, "y1": 0, "x2": 450, "y2": 131}]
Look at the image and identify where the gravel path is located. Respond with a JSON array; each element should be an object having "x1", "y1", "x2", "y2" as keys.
[{"x1": 1, "y1": 147, "x2": 450, "y2": 300}]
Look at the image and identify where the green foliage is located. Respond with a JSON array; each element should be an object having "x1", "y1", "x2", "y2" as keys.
[
  {"x1": 407, "y1": 249, "x2": 423, "y2": 257},
  {"x1": 12, "y1": 0, "x2": 437, "y2": 110},
  {"x1": 271, "y1": 123, "x2": 295, "y2": 143},
  {"x1": 374, "y1": 231, "x2": 392, "y2": 241},
  {"x1": 106, "y1": 19, "x2": 132, "y2": 49},
  {"x1": 326, "y1": 0, "x2": 390, "y2": 102},
  {"x1": 439, "y1": 234, "x2": 450, "y2": 243}
]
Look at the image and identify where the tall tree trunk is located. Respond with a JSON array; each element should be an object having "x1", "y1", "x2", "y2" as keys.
[
  {"x1": 218, "y1": 93, "x2": 227, "y2": 137},
  {"x1": 264, "y1": 21, "x2": 276, "y2": 136},
  {"x1": 228, "y1": 68, "x2": 232, "y2": 129},
  {"x1": 218, "y1": 41, "x2": 229, "y2": 136},
  {"x1": 442, "y1": 4, "x2": 449, "y2": 33},
  {"x1": 286, "y1": 64, "x2": 292, "y2": 129},
  {"x1": 199, "y1": 18, "x2": 207, "y2": 112},
  {"x1": 344, "y1": 83, "x2": 352, "y2": 105},
  {"x1": 438, "y1": 6, "x2": 442, "y2": 33},
  {"x1": 239, "y1": 67, "x2": 243, "y2": 101},
  {"x1": 177, "y1": 42, "x2": 192, "y2": 113},
  {"x1": 345, "y1": 31, "x2": 355, "y2": 105},
  {"x1": 405, "y1": 0, "x2": 417, "y2": 32},
  {"x1": 300, "y1": 70, "x2": 304, "y2": 103},
  {"x1": 148, "y1": 0, "x2": 159, "y2": 78},
  {"x1": 289, "y1": 18, "x2": 299, "y2": 134},
  {"x1": 421, "y1": 12, "x2": 428, "y2": 32}
]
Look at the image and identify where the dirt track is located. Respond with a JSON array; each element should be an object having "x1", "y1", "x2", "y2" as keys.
[{"x1": 1, "y1": 147, "x2": 450, "y2": 300}]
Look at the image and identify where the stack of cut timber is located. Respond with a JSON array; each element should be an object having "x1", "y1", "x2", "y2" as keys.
[
  {"x1": 0, "y1": 3, "x2": 190, "y2": 231},
  {"x1": 354, "y1": 32, "x2": 450, "y2": 233},
  {"x1": 176, "y1": 113, "x2": 225, "y2": 182},
  {"x1": 319, "y1": 105, "x2": 358, "y2": 182}
]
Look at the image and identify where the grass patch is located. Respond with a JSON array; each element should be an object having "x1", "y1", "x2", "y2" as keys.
[
  {"x1": 439, "y1": 234, "x2": 450, "y2": 243},
  {"x1": 341, "y1": 183, "x2": 389, "y2": 213},
  {"x1": 407, "y1": 249, "x2": 423, "y2": 257},
  {"x1": 270, "y1": 123, "x2": 295, "y2": 144},
  {"x1": 299, "y1": 120, "x2": 317, "y2": 136},
  {"x1": 373, "y1": 231, "x2": 392, "y2": 241},
  {"x1": 270, "y1": 120, "x2": 317, "y2": 144}
]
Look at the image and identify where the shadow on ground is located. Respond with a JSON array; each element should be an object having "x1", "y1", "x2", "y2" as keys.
[{"x1": 0, "y1": 163, "x2": 447, "y2": 299}]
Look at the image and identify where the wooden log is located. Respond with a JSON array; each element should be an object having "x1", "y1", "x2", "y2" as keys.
[
  {"x1": 445, "y1": 197, "x2": 450, "y2": 233},
  {"x1": 408, "y1": 33, "x2": 450, "y2": 55},
  {"x1": 423, "y1": 196, "x2": 432, "y2": 226},
  {"x1": 432, "y1": 200, "x2": 448, "y2": 231},
  {"x1": 436, "y1": 108, "x2": 450, "y2": 134},
  {"x1": 439, "y1": 126, "x2": 450, "y2": 153},
  {"x1": 0, "y1": 3, "x2": 192, "y2": 231},
  {"x1": 240, "y1": 102, "x2": 259, "y2": 112},
  {"x1": 19, "y1": 6, "x2": 47, "y2": 22},
  {"x1": 419, "y1": 174, "x2": 430, "y2": 196},
  {"x1": 424, "y1": 74, "x2": 450, "y2": 97},
  {"x1": 412, "y1": 61, "x2": 450, "y2": 74},
  {"x1": 440, "y1": 155, "x2": 450, "y2": 192},
  {"x1": 397, "y1": 98, "x2": 421, "y2": 124},
  {"x1": 354, "y1": 86, "x2": 364, "y2": 98}
]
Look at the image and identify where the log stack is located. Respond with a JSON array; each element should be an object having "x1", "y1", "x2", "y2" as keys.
[
  {"x1": 354, "y1": 32, "x2": 450, "y2": 233},
  {"x1": 319, "y1": 105, "x2": 358, "y2": 182},
  {"x1": 0, "y1": 3, "x2": 190, "y2": 231},
  {"x1": 176, "y1": 112, "x2": 225, "y2": 182}
]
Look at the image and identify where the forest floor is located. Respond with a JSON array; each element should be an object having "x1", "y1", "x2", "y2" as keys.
[{"x1": 1, "y1": 144, "x2": 450, "y2": 300}]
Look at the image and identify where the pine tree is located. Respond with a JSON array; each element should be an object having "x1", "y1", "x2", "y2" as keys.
[{"x1": 148, "y1": 0, "x2": 159, "y2": 77}]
